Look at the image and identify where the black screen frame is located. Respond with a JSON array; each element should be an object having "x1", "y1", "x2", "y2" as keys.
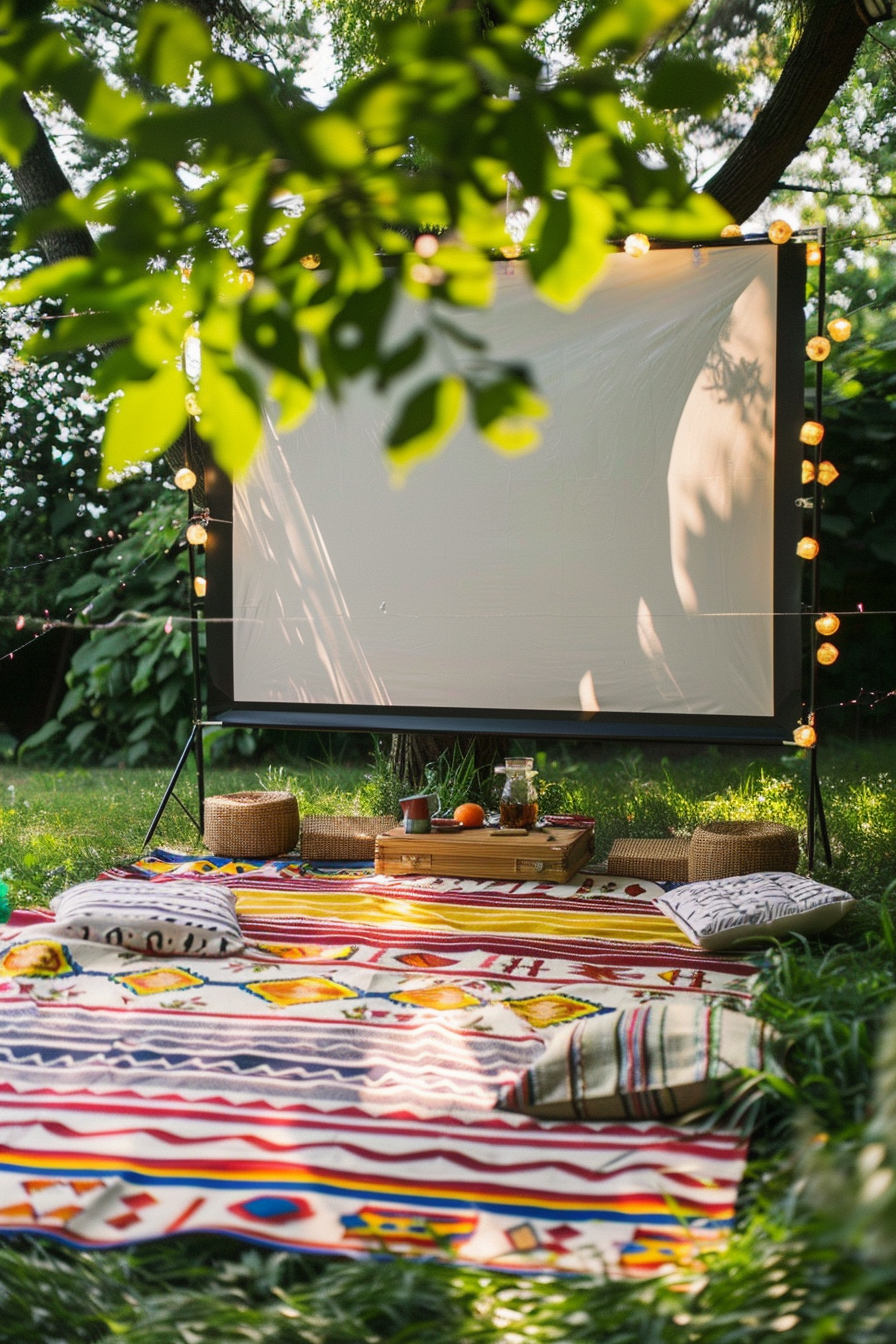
[{"x1": 205, "y1": 238, "x2": 806, "y2": 746}]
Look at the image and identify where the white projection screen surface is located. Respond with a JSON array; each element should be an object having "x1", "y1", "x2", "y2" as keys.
[{"x1": 206, "y1": 241, "x2": 805, "y2": 743}]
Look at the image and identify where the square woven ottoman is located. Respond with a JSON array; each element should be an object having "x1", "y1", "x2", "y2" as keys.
[{"x1": 606, "y1": 837, "x2": 690, "y2": 883}]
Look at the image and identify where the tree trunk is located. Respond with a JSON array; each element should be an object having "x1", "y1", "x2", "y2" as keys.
[
  {"x1": 703, "y1": 0, "x2": 873, "y2": 222},
  {"x1": 10, "y1": 96, "x2": 95, "y2": 263},
  {"x1": 390, "y1": 731, "x2": 508, "y2": 794}
]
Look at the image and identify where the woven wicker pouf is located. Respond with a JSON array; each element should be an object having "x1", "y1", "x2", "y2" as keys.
[
  {"x1": 607, "y1": 837, "x2": 690, "y2": 883},
  {"x1": 204, "y1": 791, "x2": 299, "y2": 858},
  {"x1": 301, "y1": 815, "x2": 397, "y2": 863},
  {"x1": 688, "y1": 821, "x2": 799, "y2": 883}
]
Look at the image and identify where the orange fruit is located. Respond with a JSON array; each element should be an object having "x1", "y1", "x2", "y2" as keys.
[{"x1": 453, "y1": 802, "x2": 485, "y2": 828}]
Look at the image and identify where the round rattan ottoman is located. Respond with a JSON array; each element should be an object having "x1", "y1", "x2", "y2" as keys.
[
  {"x1": 688, "y1": 821, "x2": 799, "y2": 883},
  {"x1": 203, "y1": 791, "x2": 299, "y2": 858}
]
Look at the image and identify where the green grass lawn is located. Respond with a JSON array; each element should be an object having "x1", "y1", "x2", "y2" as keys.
[{"x1": 1, "y1": 742, "x2": 896, "y2": 1343}]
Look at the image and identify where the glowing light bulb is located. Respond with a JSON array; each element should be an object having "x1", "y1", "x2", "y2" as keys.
[
  {"x1": 624, "y1": 233, "x2": 650, "y2": 257},
  {"x1": 15, "y1": 615, "x2": 25, "y2": 630},
  {"x1": 300, "y1": 254, "x2": 321, "y2": 269},
  {"x1": 164, "y1": 618, "x2": 174, "y2": 635},
  {"x1": 797, "y1": 536, "x2": 820, "y2": 560},
  {"x1": 193, "y1": 575, "x2": 207, "y2": 598},
  {"x1": 806, "y1": 336, "x2": 831, "y2": 362},
  {"x1": 817, "y1": 460, "x2": 839, "y2": 486},
  {"x1": 827, "y1": 316, "x2": 851, "y2": 342},
  {"x1": 800, "y1": 421, "x2": 825, "y2": 446},
  {"x1": 185, "y1": 392, "x2": 201, "y2": 418},
  {"x1": 720, "y1": 224, "x2": 742, "y2": 238},
  {"x1": 237, "y1": 269, "x2": 254, "y2": 289},
  {"x1": 768, "y1": 220, "x2": 793, "y2": 245},
  {"x1": 815, "y1": 612, "x2": 840, "y2": 637},
  {"x1": 793, "y1": 723, "x2": 817, "y2": 748},
  {"x1": 806, "y1": 242, "x2": 822, "y2": 266},
  {"x1": 186, "y1": 522, "x2": 208, "y2": 546},
  {"x1": 409, "y1": 262, "x2": 438, "y2": 284},
  {"x1": 500, "y1": 242, "x2": 522, "y2": 260},
  {"x1": 178, "y1": 262, "x2": 192, "y2": 282},
  {"x1": 816, "y1": 642, "x2": 839, "y2": 665},
  {"x1": 174, "y1": 467, "x2": 197, "y2": 491},
  {"x1": 414, "y1": 234, "x2": 439, "y2": 258},
  {"x1": 802, "y1": 460, "x2": 816, "y2": 485}
]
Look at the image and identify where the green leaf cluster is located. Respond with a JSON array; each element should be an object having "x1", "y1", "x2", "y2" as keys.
[
  {"x1": 1, "y1": 0, "x2": 729, "y2": 481},
  {"x1": 18, "y1": 489, "x2": 198, "y2": 765}
]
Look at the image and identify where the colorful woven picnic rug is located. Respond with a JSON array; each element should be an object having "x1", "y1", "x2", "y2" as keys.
[{"x1": 0, "y1": 853, "x2": 760, "y2": 1277}]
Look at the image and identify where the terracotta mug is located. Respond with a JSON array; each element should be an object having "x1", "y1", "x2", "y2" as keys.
[{"x1": 399, "y1": 793, "x2": 440, "y2": 834}]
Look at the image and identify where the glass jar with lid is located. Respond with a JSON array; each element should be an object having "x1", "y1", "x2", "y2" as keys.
[{"x1": 494, "y1": 757, "x2": 539, "y2": 829}]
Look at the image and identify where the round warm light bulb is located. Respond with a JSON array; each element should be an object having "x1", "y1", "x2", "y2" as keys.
[
  {"x1": 793, "y1": 723, "x2": 817, "y2": 748},
  {"x1": 806, "y1": 336, "x2": 831, "y2": 362},
  {"x1": 414, "y1": 234, "x2": 439, "y2": 258},
  {"x1": 806, "y1": 242, "x2": 822, "y2": 266},
  {"x1": 237, "y1": 269, "x2": 254, "y2": 290},
  {"x1": 816, "y1": 641, "x2": 839, "y2": 665},
  {"x1": 797, "y1": 536, "x2": 820, "y2": 560},
  {"x1": 720, "y1": 224, "x2": 742, "y2": 238},
  {"x1": 799, "y1": 420, "x2": 825, "y2": 446},
  {"x1": 410, "y1": 261, "x2": 444, "y2": 285},
  {"x1": 193, "y1": 575, "x2": 207, "y2": 598},
  {"x1": 186, "y1": 522, "x2": 208, "y2": 546},
  {"x1": 174, "y1": 467, "x2": 197, "y2": 491},
  {"x1": 300, "y1": 254, "x2": 321, "y2": 270},
  {"x1": 185, "y1": 392, "x2": 201, "y2": 418},
  {"x1": 817, "y1": 460, "x2": 839, "y2": 486},
  {"x1": 801, "y1": 460, "x2": 816, "y2": 485},
  {"x1": 827, "y1": 316, "x2": 852, "y2": 342},
  {"x1": 768, "y1": 220, "x2": 793, "y2": 245},
  {"x1": 815, "y1": 612, "x2": 840, "y2": 637},
  {"x1": 178, "y1": 263, "x2": 192, "y2": 282},
  {"x1": 500, "y1": 242, "x2": 522, "y2": 260},
  {"x1": 624, "y1": 233, "x2": 650, "y2": 257}
]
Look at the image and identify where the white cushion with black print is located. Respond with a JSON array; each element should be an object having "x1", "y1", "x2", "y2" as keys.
[
  {"x1": 656, "y1": 871, "x2": 855, "y2": 951},
  {"x1": 48, "y1": 879, "x2": 244, "y2": 956}
]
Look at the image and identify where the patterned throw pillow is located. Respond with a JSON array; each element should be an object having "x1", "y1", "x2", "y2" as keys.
[
  {"x1": 48, "y1": 880, "x2": 244, "y2": 956},
  {"x1": 655, "y1": 871, "x2": 855, "y2": 951},
  {"x1": 501, "y1": 1001, "x2": 779, "y2": 1121}
]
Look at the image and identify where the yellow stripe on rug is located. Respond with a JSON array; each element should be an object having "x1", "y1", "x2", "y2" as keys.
[{"x1": 233, "y1": 888, "x2": 691, "y2": 945}]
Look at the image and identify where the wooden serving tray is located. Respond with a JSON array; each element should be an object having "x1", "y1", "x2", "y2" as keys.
[{"x1": 374, "y1": 826, "x2": 594, "y2": 883}]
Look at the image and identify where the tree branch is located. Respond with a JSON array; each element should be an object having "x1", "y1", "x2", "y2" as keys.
[{"x1": 703, "y1": 0, "x2": 875, "y2": 222}]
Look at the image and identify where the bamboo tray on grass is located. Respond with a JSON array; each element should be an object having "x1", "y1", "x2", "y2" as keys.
[{"x1": 374, "y1": 826, "x2": 594, "y2": 883}]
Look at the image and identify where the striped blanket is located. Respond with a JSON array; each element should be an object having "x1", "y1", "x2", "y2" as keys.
[{"x1": 0, "y1": 853, "x2": 760, "y2": 1277}]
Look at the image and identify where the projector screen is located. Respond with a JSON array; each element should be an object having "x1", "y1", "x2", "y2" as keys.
[{"x1": 206, "y1": 240, "x2": 805, "y2": 743}]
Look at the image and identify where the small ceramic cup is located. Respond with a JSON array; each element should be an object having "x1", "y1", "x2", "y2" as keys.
[{"x1": 399, "y1": 793, "x2": 440, "y2": 834}]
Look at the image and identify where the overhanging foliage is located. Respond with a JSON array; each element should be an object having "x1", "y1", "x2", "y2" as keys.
[{"x1": 0, "y1": 0, "x2": 729, "y2": 483}]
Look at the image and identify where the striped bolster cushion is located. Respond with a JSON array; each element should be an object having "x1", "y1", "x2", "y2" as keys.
[
  {"x1": 48, "y1": 880, "x2": 243, "y2": 957},
  {"x1": 500, "y1": 1002, "x2": 778, "y2": 1121}
]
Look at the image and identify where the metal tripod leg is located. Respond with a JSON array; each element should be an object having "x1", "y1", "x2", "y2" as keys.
[
  {"x1": 143, "y1": 724, "x2": 200, "y2": 850},
  {"x1": 807, "y1": 748, "x2": 832, "y2": 872},
  {"x1": 813, "y1": 759, "x2": 832, "y2": 867}
]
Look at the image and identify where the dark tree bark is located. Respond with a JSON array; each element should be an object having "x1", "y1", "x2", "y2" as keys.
[
  {"x1": 703, "y1": 0, "x2": 876, "y2": 222},
  {"x1": 390, "y1": 732, "x2": 509, "y2": 794},
  {"x1": 10, "y1": 96, "x2": 95, "y2": 263}
]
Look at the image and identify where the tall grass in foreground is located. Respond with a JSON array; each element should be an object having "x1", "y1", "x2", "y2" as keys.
[{"x1": 0, "y1": 742, "x2": 895, "y2": 1342}]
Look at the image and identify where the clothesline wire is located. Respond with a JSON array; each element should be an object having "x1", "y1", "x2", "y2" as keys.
[{"x1": 4, "y1": 608, "x2": 896, "y2": 632}]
